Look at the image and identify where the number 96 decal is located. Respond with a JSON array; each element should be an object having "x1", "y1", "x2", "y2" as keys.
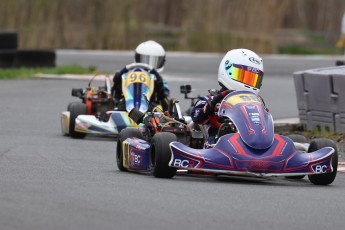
[{"x1": 125, "y1": 72, "x2": 150, "y2": 86}]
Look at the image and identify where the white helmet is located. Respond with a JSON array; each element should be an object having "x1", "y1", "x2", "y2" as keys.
[
  {"x1": 218, "y1": 48, "x2": 264, "y2": 95},
  {"x1": 135, "y1": 40, "x2": 166, "y2": 72}
]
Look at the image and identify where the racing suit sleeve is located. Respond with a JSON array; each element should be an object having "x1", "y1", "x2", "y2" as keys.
[
  {"x1": 112, "y1": 67, "x2": 128, "y2": 100},
  {"x1": 191, "y1": 90, "x2": 231, "y2": 127},
  {"x1": 150, "y1": 69, "x2": 170, "y2": 111},
  {"x1": 191, "y1": 95, "x2": 211, "y2": 124}
]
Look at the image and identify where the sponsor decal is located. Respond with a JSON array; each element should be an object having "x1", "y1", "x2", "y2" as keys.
[
  {"x1": 249, "y1": 57, "x2": 261, "y2": 65},
  {"x1": 130, "y1": 151, "x2": 142, "y2": 165},
  {"x1": 135, "y1": 145, "x2": 146, "y2": 150},
  {"x1": 246, "y1": 105, "x2": 256, "y2": 109},
  {"x1": 193, "y1": 109, "x2": 200, "y2": 118},
  {"x1": 248, "y1": 112, "x2": 261, "y2": 125},
  {"x1": 226, "y1": 93, "x2": 260, "y2": 106},
  {"x1": 312, "y1": 164, "x2": 328, "y2": 173},
  {"x1": 247, "y1": 67, "x2": 260, "y2": 74},
  {"x1": 195, "y1": 100, "x2": 206, "y2": 107},
  {"x1": 173, "y1": 159, "x2": 190, "y2": 168},
  {"x1": 225, "y1": 60, "x2": 232, "y2": 70}
]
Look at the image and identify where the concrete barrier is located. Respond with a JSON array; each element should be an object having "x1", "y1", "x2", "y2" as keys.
[{"x1": 293, "y1": 66, "x2": 345, "y2": 132}]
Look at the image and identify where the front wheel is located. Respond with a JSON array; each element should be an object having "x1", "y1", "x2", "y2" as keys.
[
  {"x1": 308, "y1": 138, "x2": 338, "y2": 185},
  {"x1": 116, "y1": 128, "x2": 144, "y2": 171},
  {"x1": 151, "y1": 132, "x2": 177, "y2": 178},
  {"x1": 69, "y1": 102, "x2": 87, "y2": 138}
]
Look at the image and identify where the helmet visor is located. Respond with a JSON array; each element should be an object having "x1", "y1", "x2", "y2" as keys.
[
  {"x1": 135, "y1": 54, "x2": 165, "y2": 69},
  {"x1": 226, "y1": 63, "x2": 263, "y2": 89}
]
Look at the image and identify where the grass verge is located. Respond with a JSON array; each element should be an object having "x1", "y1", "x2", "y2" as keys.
[{"x1": 0, "y1": 65, "x2": 99, "y2": 79}]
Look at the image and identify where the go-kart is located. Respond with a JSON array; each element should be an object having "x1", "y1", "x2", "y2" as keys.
[
  {"x1": 61, "y1": 63, "x2": 158, "y2": 138},
  {"x1": 61, "y1": 74, "x2": 114, "y2": 138},
  {"x1": 116, "y1": 94, "x2": 204, "y2": 175},
  {"x1": 118, "y1": 89, "x2": 338, "y2": 185}
]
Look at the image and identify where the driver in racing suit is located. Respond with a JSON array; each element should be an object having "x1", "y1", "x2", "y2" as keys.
[
  {"x1": 112, "y1": 40, "x2": 170, "y2": 111},
  {"x1": 191, "y1": 48, "x2": 267, "y2": 148}
]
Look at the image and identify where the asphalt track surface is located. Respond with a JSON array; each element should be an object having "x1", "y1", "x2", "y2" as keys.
[{"x1": 1, "y1": 52, "x2": 345, "y2": 230}]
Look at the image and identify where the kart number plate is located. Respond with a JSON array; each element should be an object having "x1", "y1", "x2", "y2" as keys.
[{"x1": 125, "y1": 72, "x2": 151, "y2": 87}]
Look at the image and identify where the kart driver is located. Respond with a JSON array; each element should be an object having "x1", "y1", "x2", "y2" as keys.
[
  {"x1": 112, "y1": 40, "x2": 170, "y2": 111},
  {"x1": 191, "y1": 48, "x2": 267, "y2": 148}
]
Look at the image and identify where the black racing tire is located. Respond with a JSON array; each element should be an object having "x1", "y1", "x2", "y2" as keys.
[
  {"x1": 287, "y1": 134, "x2": 308, "y2": 143},
  {"x1": 67, "y1": 102, "x2": 79, "y2": 111},
  {"x1": 69, "y1": 102, "x2": 87, "y2": 139},
  {"x1": 0, "y1": 50, "x2": 16, "y2": 68},
  {"x1": 0, "y1": 31, "x2": 18, "y2": 49},
  {"x1": 13, "y1": 50, "x2": 56, "y2": 68},
  {"x1": 151, "y1": 132, "x2": 177, "y2": 178},
  {"x1": 190, "y1": 123, "x2": 208, "y2": 149},
  {"x1": 335, "y1": 60, "x2": 345, "y2": 66},
  {"x1": 308, "y1": 138, "x2": 338, "y2": 185},
  {"x1": 62, "y1": 102, "x2": 79, "y2": 137},
  {"x1": 116, "y1": 128, "x2": 144, "y2": 171},
  {"x1": 285, "y1": 134, "x2": 308, "y2": 179}
]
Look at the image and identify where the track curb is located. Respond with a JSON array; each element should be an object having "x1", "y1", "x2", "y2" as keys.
[{"x1": 338, "y1": 161, "x2": 345, "y2": 173}]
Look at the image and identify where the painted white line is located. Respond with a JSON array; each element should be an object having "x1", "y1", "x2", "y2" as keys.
[{"x1": 37, "y1": 74, "x2": 97, "y2": 80}]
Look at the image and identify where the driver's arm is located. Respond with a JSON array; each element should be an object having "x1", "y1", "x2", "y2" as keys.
[
  {"x1": 112, "y1": 67, "x2": 128, "y2": 100},
  {"x1": 150, "y1": 69, "x2": 170, "y2": 111},
  {"x1": 191, "y1": 96, "x2": 210, "y2": 124}
]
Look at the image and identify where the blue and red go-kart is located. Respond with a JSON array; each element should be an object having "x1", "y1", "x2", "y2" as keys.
[{"x1": 117, "y1": 89, "x2": 338, "y2": 185}]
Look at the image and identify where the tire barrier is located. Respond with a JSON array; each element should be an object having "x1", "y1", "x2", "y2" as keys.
[
  {"x1": 0, "y1": 50, "x2": 16, "y2": 68},
  {"x1": 0, "y1": 31, "x2": 18, "y2": 49},
  {"x1": 13, "y1": 50, "x2": 56, "y2": 68},
  {"x1": 335, "y1": 60, "x2": 345, "y2": 66},
  {"x1": 294, "y1": 66, "x2": 345, "y2": 133},
  {"x1": 0, "y1": 31, "x2": 56, "y2": 68}
]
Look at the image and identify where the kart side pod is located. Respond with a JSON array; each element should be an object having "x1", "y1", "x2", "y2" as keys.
[{"x1": 122, "y1": 137, "x2": 151, "y2": 171}]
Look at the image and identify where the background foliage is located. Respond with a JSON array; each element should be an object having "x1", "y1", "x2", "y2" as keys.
[{"x1": 1, "y1": 0, "x2": 344, "y2": 53}]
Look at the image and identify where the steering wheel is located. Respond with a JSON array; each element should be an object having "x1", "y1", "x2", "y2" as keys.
[{"x1": 125, "y1": 62, "x2": 154, "y2": 72}]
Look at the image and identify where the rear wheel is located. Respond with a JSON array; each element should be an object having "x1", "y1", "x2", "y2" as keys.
[
  {"x1": 116, "y1": 128, "x2": 144, "y2": 171},
  {"x1": 190, "y1": 123, "x2": 208, "y2": 149},
  {"x1": 308, "y1": 138, "x2": 338, "y2": 185},
  {"x1": 285, "y1": 134, "x2": 308, "y2": 179},
  {"x1": 67, "y1": 102, "x2": 79, "y2": 111},
  {"x1": 287, "y1": 134, "x2": 307, "y2": 143},
  {"x1": 69, "y1": 102, "x2": 87, "y2": 138},
  {"x1": 151, "y1": 132, "x2": 177, "y2": 178}
]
